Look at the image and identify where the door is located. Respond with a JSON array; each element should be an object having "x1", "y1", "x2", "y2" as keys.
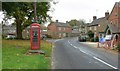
[{"x1": 32, "y1": 28, "x2": 39, "y2": 48}]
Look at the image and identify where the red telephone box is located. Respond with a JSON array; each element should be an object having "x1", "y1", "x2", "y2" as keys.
[{"x1": 30, "y1": 23, "x2": 40, "y2": 50}]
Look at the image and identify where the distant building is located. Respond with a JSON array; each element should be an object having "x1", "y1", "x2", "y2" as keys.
[
  {"x1": 71, "y1": 26, "x2": 80, "y2": 37},
  {"x1": 22, "y1": 24, "x2": 47, "y2": 39},
  {"x1": 2, "y1": 25, "x2": 16, "y2": 36},
  {"x1": 47, "y1": 20, "x2": 72, "y2": 38}
]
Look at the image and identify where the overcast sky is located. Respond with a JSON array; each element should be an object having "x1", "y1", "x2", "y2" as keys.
[
  {"x1": 0, "y1": 0, "x2": 120, "y2": 25},
  {"x1": 49, "y1": 0, "x2": 120, "y2": 23}
]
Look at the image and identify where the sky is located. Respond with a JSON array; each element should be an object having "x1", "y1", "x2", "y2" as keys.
[
  {"x1": 0, "y1": 0, "x2": 120, "y2": 25},
  {"x1": 48, "y1": 0, "x2": 120, "y2": 23}
]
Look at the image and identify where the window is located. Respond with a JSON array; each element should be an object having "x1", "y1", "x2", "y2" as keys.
[
  {"x1": 63, "y1": 33, "x2": 66, "y2": 37},
  {"x1": 110, "y1": 21, "x2": 112, "y2": 24},
  {"x1": 115, "y1": 13, "x2": 118, "y2": 16},
  {"x1": 59, "y1": 33, "x2": 61, "y2": 37},
  {"x1": 90, "y1": 27, "x2": 92, "y2": 30},
  {"x1": 58, "y1": 27, "x2": 61, "y2": 31},
  {"x1": 64, "y1": 28, "x2": 66, "y2": 31},
  {"x1": 94, "y1": 26, "x2": 96, "y2": 30}
]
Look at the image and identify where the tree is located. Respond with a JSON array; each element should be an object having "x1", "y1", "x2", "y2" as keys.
[
  {"x1": 79, "y1": 19, "x2": 86, "y2": 24},
  {"x1": 2, "y1": 2, "x2": 51, "y2": 39},
  {"x1": 68, "y1": 19, "x2": 86, "y2": 27},
  {"x1": 87, "y1": 30, "x2": 94, "y2": 40},
  {"x1": 68, "y1": 19, "x2": 79, "y2": 27}
]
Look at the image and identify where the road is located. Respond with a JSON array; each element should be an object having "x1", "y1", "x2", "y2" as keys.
[{"x1": 50, "y1": 37, "x2": 119, "y2": 70}]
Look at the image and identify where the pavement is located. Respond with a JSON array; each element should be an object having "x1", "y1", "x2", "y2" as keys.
[
  {"x1": 49, "y1": 37, "x2": 119, "y2": 70},
  {"x1": 80, "y1": 42, "x2": 119, "y2": 55},
  {"x1": 80, "y1": 42, "x2": 98, "y2": 47}
]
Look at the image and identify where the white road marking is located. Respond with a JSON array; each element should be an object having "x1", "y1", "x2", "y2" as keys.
[
  {"x1": 54, "y1": 39, "x2": 63, "y2": 42},
  {"x1": 68, "y1": 40, "x2": 118, "y2": 69},
  {"x1": 79, "y1": 48, "x2": 86, "y2": 54},
  {"x1": 93, "y1": 56, "x2": 118, "y2": 69},
  {"x1": 68, "y1": 41, "x2": 71, "y2": 44},
  {"x1": 73, "y1": 46, "x2": 77, "y2": 49},
  {"x1": 68, "y1": 41, "x2": 78, "y2": 49}
]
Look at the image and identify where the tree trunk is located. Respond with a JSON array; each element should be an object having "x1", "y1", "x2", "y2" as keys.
[{"x1": 16, "y1": 20, "x2": 22, "y2": 39}]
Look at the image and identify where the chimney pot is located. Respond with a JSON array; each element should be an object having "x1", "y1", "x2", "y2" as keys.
[
  {"x1": 66, "y1": 21, "x2": 68, "y2": 23},
  {"x1": 105, "y1": 12, "x2": 109, "y2": 20},
  {"x1": 56, "y1": 20, "x2": 58, "y2": 23},
  {"x1": 93, "y1": 16, "x2": 97, "y2": 21}
]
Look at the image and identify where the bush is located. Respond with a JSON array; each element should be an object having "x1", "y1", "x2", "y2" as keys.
[
  {"x1": 116, "y1": 43, "x2": 120, "y2": 51},
  {"x1": 87, "y1": 31, "x2": 94, "y2": 39},
  {"x1": 45, "y1": 34, "x2": 52, "y2": 38},
  {"x1": 94, "y1": 37, "x2": 99, "y2": 42},
  {"x1": 90, "y1": 38, "x2": 94, "y2": 42}
]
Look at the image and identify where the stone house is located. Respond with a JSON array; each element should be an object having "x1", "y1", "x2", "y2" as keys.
[
  {"x1": 87, "y1": 12, "x2": 109, "y2": 38},
  {"x1": 47, "y1": 20, "x2": 72, "y2": 38},
  {"x1": 78, "y1": 24, "x2": 87, "y2": 35},
  {"x1": 71, "y1": 26, "x2": 80, "y2": 37},
  {"x1": 70, "y1": 24, "x2": 87, "y2": 37}
]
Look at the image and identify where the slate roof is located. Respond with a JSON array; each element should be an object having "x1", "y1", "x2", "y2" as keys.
[
  {"x1": 55, "y1": 22, "x2": 71, "y2": 27},
  {"x1": 72, "y1": 26, "x2": 79, "y2": 29},
  {"x1": 105, "y1": 1, "x2": 120, "y2": 34},
  {"x1": 117, "y1": 2, "x2": 120, "y2": 8},
  {"x1": 107, "y1": 24, "x2": 120, "y2": 34},
  {"x1": 88, "y1": 17, "x2": 107, "y2": 27}
]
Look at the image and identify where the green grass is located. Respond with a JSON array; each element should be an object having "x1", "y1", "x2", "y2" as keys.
[
  {"x1": 2, "y1": 39, "x2": 52, "y2": 69},
  {"x1": 0, "y1": 37, "x2": 2, "y2": 71}
]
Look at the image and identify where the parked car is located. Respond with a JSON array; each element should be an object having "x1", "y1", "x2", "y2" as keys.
[
  {"x1": 78, "y1": 36, "x2": 87, "y2": 42},
  {"x1": 41, "y1": 34, "x2": 47, "y2": 40},
  {"x1": 6, "y1": 34, "x2": 16, "y2": 39}
]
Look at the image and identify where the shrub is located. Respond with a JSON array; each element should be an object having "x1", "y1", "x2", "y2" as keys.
[
  {"x1": 87, "y1": 31, "x2": 94, "y2": 39},
  {"x1": 94, "y1": 37, "x2": 99, "y2": 42},
  {"x1": 116, "y1": 43, "x2": 120, "y2": 51},
  {"x1": 45, "y1": 34, "x2": 52, "y2": 38},
  {"x1": 91, "y1": 38, "x2": 94, "y2": 42}
]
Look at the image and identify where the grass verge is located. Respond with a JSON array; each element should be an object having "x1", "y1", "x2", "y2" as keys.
[{"x1": 2, "y1": 39, "x2": 52, "y2": 69}]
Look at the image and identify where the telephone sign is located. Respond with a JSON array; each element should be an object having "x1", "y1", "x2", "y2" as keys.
[{"x1": 30, "y1": 23, "x2": 40, "y2": 50}]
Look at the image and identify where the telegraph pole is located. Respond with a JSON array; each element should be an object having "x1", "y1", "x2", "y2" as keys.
[{"x1": 34, "y1": 0, "x2": 37, "y2": 22}]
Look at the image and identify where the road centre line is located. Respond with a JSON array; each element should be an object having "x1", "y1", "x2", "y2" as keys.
[
  {"x1": 68, "y1": 40, "x2": 118, "y2": 69},
  {"x1": 93, "y1": 56, "x2": 118, "y2": 69},
  {"x1": 78, "y1": 48, "x2": 86, "y2": 54},
  {"x1": 72, "y1": 45, "x2": 76, "y2": 48}
]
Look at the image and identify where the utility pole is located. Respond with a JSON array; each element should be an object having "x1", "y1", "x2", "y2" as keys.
[{"x1": 34, "y1": 0, "x2": 37, "y2": 22}]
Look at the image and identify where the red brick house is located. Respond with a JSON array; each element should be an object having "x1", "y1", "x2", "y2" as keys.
[
  {"x1": 104, "y1": 2, "x2": 120, "y2": 48},
  {"x1": 47, "y1": 20, "x2": 72, "y2": 38}
]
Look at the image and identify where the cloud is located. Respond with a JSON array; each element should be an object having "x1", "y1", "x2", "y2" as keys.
[{"x1": 50, "y1": 0, "x2": 120, "y2": 23}]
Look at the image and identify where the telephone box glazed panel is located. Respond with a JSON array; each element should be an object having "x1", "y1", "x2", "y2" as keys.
[{"x1": 30, "y1": 23, "x2": 40, "y2": 50}]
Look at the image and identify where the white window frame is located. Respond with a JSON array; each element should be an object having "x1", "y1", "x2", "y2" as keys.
[
  {"x1": 64, "y1": 27, "x2": 66, "y2": 31},
  {"x1": 63, "y1": 33, "x2": 66, "y2": 37},
  {"x1": 90, "y1": 27, "x2": 92, "y2": 30},
  {"x1": 59, "y1": 27, "x2": 61, "y2": 31},
  {"x1": 110, "y1": 21, "x2": 113, "y2": 24},
  {"x1": 59, "y1": 33, "x2": 61, "y2": 37},
  {"x1": 94, "y1": 26, "x2": 96, "y2": 30}
]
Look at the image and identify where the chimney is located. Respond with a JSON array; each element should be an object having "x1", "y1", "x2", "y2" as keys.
[
  {"x1": 66, "y1": 21, "x2": 68, "y2": 23},
  {"x1": 105, "y1": 12, "x2": 109, "y2": 20},
  {"x1": 56, "y1": 20, "x2": 58, "y2": 23},
  {"x1": 93, "y1": 16, "x2": 97, "y2": 21}
]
